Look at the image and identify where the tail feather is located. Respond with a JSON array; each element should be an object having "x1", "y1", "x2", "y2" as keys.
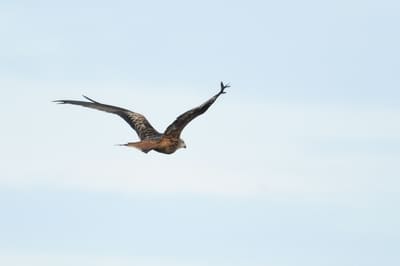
[
  {"x1": 116, "y1": 143, "x2": 150, "y2": 153},
  {"x1": 118, "y1": 140, "x2": 158, "y2": 153},
  {"x1": 114, "y1": 143, "x2": 128, "y2": 147}
]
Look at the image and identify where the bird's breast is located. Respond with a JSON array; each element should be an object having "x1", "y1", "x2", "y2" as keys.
[{"x1": 154, "y1": 137, "x2": 179, "y2": 154}]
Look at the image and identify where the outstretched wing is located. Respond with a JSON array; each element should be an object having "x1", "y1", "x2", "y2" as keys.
[
  {"x1": 164, "y1": 82, "x2": 229, "y2": 138},
  {"x1": 54, "y1": 96, "x2": 161, "y2": 140}
]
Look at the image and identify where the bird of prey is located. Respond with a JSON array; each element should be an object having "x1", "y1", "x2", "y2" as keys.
[{"x1": 54, "y1": 82, "x2": 229, "y2": 154}]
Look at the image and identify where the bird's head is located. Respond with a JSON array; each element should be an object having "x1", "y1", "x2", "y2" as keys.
[{"x1": 178, "y1": 139, "x2": 187, "y2": 149}]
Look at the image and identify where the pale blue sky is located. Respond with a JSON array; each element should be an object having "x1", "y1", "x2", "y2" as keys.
[{"x1": 1, "y1": 0, "x2": 399, "y2": 265}]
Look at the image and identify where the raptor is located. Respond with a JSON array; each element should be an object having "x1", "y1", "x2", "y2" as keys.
[{"x1": 54, "y1": 82, "x2": 229, "y2": 154}]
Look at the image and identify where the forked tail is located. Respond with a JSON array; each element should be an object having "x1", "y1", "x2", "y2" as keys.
[{"x1": 115, "y1": 140, "x2": 158, "y2": 154}]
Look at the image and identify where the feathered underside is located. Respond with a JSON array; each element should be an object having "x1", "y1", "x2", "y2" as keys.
[
  {"x1": 54, "y1": 95, "x2": 162, "y2": 140},
  {"x1": 163, "y1": 81, "x2": 229, "y2": 138}
]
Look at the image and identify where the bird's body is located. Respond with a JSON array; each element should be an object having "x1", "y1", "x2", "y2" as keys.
[
  {"x1": 55, "y1": 82, "x2": 229, "y2": 154},
  {"x1": 125, "y1": 137, "x2": 181, "y2": 154}
]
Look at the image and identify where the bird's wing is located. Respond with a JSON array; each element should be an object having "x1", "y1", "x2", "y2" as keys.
[
  {"x1": 54, "y1": 95, "x2": 161, "y2": 140},
  {"x1": 164, "y1": 82, "x2": 229, "y2": 138}
]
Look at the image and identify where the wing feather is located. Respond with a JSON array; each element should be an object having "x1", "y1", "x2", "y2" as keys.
[
  {"x1": 54, "y1": 96, "x2": 161, "y2": 140},
  {"x1": 164, "y1": 82, "x2": 229, "y2": 138}
]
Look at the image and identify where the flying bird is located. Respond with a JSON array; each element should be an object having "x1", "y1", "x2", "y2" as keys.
[{"x1": 54, "y1": 82, "x2": 229, "y2": 154}]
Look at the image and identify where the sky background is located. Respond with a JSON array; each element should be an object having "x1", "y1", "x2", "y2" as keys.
[{"x1": 1, "y1": 0, "x2": 400, "y2": 265}]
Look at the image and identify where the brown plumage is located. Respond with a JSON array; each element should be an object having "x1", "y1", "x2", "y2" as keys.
[{"x1": 54, "y1": 82, "x2": 229, "y2": 154}]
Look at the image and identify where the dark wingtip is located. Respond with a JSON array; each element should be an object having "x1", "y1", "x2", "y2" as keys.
[
  {"x1": 53, "y1": 100, "x2": 66, "y2": 104},
  {"x1": 219, "y1": 81, "x2": 230, "y2": 95},
  {"x1": 82, "y1": 95, "x2": 99, "y2": 103}
]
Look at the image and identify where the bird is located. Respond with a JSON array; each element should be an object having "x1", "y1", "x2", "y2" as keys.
[{"x1": 54, "y1": 82, "x2": 229, "y2": 154}]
